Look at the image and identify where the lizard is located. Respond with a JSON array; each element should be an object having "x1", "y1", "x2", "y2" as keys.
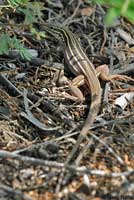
[
  {"x1": 42, "y1": 24, "x2": 101, "y2": 164},
  {"x1": 42, "y1": 24, "x2": 133, "y2": 165}
]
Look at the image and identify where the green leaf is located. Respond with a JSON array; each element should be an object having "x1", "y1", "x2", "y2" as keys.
[
  {"x1": 92, "y1": 0, "x2": 134, "y2": 24},
  {"x1": 19, "y1": 2, "x2": 44, "y2": 25},
  {"x1": 7, "y1": 0, "x2": 29, "y2": 7},
  {"x1": 0, "y1": 34, "x2": 10, "y2": 55},
  {"x1": 0, "y1": 34, "x2": 32, "y2": 60},
  {"x1": 105, "y1": 8, "x2": 119, "y2": 25},
  {"x1": 20, "y1": 48, "x2": 32, "y2": 60}
]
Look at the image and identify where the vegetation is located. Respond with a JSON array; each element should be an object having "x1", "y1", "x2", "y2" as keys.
[
  {"x1": 0, "y1": 0, "x2": 44, "y2": 60},
  {"x1": 94, "y1": 0, "x2": 134, "y2": 24}
]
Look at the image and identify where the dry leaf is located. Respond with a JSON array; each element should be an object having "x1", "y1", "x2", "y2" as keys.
[{"x1": 79, "y1": 7, "x2": 95, "y2": 16}]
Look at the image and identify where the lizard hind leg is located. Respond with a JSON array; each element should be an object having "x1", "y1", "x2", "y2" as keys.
[{"x1": 96, "y1": 64, "x2": 134, "y2": 82}]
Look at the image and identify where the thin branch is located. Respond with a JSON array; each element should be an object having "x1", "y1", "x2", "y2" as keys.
[{"x1": 0, "y1": 150, "x2": 134, "y2": 178}]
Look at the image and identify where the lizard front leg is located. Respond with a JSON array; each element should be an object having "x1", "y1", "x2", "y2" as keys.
[{"x1": 55, "y1": 69, "x2": 85, "y2": 102}]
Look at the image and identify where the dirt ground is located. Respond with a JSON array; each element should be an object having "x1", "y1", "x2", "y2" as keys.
[{"x1": 0, "y1": 1, "x2": 134, "y2": 199}]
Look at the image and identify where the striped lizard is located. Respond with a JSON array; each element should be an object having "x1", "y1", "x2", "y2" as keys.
[
  {"x1": 42, "y1": 24, "x2": 133, "y2": 165},
  {"x1": 42, "y1": 24, "x2": 102, "y2": 164}
]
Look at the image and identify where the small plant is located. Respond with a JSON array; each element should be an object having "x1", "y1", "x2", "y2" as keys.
[
  {"x1": 93, "y1": 0, "x2": 134, "y2": 24},
  {"x1": 0, "y1": 0, "x2": 44, "y2": 60},
  {"x1": 0, "y1": 33, "x2": 32, "y2": 60},
  {"x1": 18, "y1": 2, "x2": 44, "y2": 25},
  {"x1": 7, "y1": 0, "x2": 28, "y2": 7}
]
